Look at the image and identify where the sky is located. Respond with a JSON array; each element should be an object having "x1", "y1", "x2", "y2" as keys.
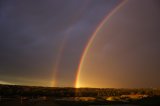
[{"x1": 0, "y1": 0, "x2": 160, "y2": 88}]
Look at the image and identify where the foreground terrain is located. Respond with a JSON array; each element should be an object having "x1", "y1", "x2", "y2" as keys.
[{"x1": 0, "y1": 84, "x2": 160, "y2": 106}]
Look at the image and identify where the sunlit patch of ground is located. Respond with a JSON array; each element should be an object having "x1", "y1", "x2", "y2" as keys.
[
  {"x1": 75, "y1": 97, "x2": 96, "y2": 101},
  {"x1": 106, "y1": 94, "x2": 148, "y2": 102},
  {"x1": 121, "y1": 94, "x2": 148, "y2": 99}
]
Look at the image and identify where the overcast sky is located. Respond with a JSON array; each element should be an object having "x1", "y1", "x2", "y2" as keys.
[{"x1": 0, "y1": 0, "x2": 160, "y2": 88}]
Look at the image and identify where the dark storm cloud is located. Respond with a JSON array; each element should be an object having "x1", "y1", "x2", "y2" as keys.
[{"x1": 0, "y1": 0, "x2": 120, "y2": 86}]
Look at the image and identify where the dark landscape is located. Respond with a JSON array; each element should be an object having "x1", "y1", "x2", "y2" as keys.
[{"x1": 0, "y1": 84, "x2": 160, "y2": 106}]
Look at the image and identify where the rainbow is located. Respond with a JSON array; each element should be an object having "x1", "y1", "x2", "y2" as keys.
[
  {"x1": 75, "y1": 0, "x2": 128, "y2": 88},
  {"x1": 52, "y1": 0, "x2": 91, "y2": 87}
]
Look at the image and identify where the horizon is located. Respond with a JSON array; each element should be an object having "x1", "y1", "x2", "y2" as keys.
[{"x1": 0, "y1": 84, "x2": 159, "y2": 89}]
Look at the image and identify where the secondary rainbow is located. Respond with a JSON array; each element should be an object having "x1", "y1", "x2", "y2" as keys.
[
  {"x1": 52, "y1": 1, "x2": 91, "y2": 87},
  {"x1": 75, "y1": 0, "x2": 128, "y2": 88}
]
